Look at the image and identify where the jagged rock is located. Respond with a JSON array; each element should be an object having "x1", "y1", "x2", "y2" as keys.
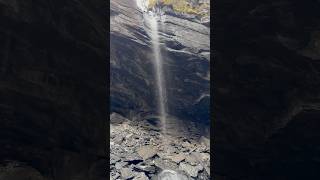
[
  {"x1": 124, "y1": 139, "x2": 137, "y2": 147},
  {"x1": 137, "y1": 146, "x2": 158, "y2": 160},
  {"x1": 121, "y1": 168, "x2": 135, "y2": 179},
  {"x1": 179, "y1": 163, "x2": 203, "y2": 178},
  {"x1": 110, "y1": 117, "x2": 210, "y2": 179},
  {"x1": 110, "y1": 154, "x2": 121, "y2": 165},
  {"x1": 185, "y1": 155, "x2": 198, "y2": 166},
  {"x1": 154, "y1": 158, "x2": 179, "y2": 171},
  {"x1": 133, "y1": 172, "x2": 149, "y2": 180},
  {"x1": 133, "y1": 165, "x2": 156, "y2": 174},
  {"x1": 198, "y1": 153, "x2": 210, "y2": 162},
  {"x1": 114, "y1": 136, "x2": 125, "y2": 144},
  {"x1": 124, "y1": 154, "x2": 144, "y2": 164},
  {"x1": 125, "y1": 133, "x2": 134, "y2": 139},
  {"x1": 168, "y1": 153, "x2": 186, "y2": 163},
  {"x1": 111, "y1": 171, "x2": 121, "y2": 180},
  {"x1": 115, "y1": 162, "x2": 128, "y2": 170}
]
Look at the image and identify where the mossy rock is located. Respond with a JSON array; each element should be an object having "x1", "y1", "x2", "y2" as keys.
[{"x1": 147, "y1": 0, "x2": 209, "y2": 16}]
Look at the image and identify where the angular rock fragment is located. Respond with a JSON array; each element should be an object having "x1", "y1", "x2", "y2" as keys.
[
  {"x1": 154, "y1": 158, "x2": 179, "y2": 171},
  {"x1": 185, "y1": 154, "x2": 198, "y2": 166},
  {"x1": 120, "y1": 168, "x2": 135, "y2": 179},
  {"x1": 168, "y1": 153, "x2": 186, "y2": 163},
  {"x1": 115, "y1": 161, "x2": 128, "y2": 170},
  {"x1": 111, "y1": 171, "x2": 120, "y2": 180},
  {"x1": 137, "y1": 146, "x2": 158, "y2": 160},
  {"x1": 114, "y1": 136, "x2": 124, "y2": 144},
  {"x1": 133, "y1": 172, "x2": 149, "y2": 180},
  {"x1": 110, "y1": 154, "x2": 121, "y2": 164},
  {"x1": 133, "y1": 165, "x2": 156, "y2": 174},
  {"x1": 179, "y1": 162, "x2": 203, "y2": 178}
]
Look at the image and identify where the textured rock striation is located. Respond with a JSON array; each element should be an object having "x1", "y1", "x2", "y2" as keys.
[
  {"x1": 110, "y1": 0, "x2": 210, "y2": 129},
  {"x1": 214, "y1": 0, "x2": 320, "y2": 179},
  {"x1": 0, "y1": 0, "x2": 106, "y2": 179}
]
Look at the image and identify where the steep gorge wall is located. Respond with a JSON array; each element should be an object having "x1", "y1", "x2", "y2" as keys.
[{"x1": 110, "y1": 0, "x2": 210, "y2": 125}]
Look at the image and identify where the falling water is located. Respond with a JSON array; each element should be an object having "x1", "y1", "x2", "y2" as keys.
[
  {"x1": 136, "y1": 0, "x2": 168, "y2": 140},
  {"x1": 148, "y1": 14, "x2": 168, "y2": 139},
  {"x1": 135, "y1": 1, "x2": 192, "y2": 179}
]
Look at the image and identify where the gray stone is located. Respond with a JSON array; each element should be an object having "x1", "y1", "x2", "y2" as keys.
[
  {"x1": 185, "y1": 155, "x2": 198, "y2": 166},
  {"x1": 179, "y1": 163, "x2": 203, "y2": 178},
  {"x1": 168, "y1": 153, "x2": 186, "y2": 164},
  {"x1": 133, "y1": 165, "x2": 156, "y2": 174},
  {"x1": 114, "y1": 136, "x2": 124, "y2": 144},
  {"x1": 115, "y1": 162, "x2": 128, "y2": 170},
  {"x1": 154, "y1": 158, "x2": 179, "y2": 171},
  {"x1": 111, "y1": 171, "x2": 121, "y2": 180},
  {"x1": 137, "y1": 146, "x2": 158, "y2": 160},
  {"x1": 110, "y1": 154, "x2": 121, "y2": 164},
  {"x1": 121, "y1": 168, "x2": 135, "y2": 179},
  {"x1": 133, "y1": 172, "x2": 149, "y2": 180},
  {"x1": 124, "y1": 154, "x2": 144, "y2": 164},
  {"x1": 157, "y1": 169, "x2": 189, "y2": 180}
]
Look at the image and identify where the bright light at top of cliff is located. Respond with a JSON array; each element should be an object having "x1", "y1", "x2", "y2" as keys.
[{"x1": 136, "y1": 0, "x2": 149, "y2": 12}]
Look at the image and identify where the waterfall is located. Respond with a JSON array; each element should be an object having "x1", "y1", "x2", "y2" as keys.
[
  {"x1": 148, "y1": 14, "x2": 168, "y2": 137},
  {"x1": 136, "y1": 0, "x2": 168, "y2": 138}
]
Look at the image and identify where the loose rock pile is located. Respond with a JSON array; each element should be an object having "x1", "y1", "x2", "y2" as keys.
[{"x1": 110, "y1": 114, "x2": 210, "y2": 179}]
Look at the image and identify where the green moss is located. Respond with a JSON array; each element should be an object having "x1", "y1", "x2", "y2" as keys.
[{"x1": 147, "y1": 0, "x2": 209, "y2": 16}]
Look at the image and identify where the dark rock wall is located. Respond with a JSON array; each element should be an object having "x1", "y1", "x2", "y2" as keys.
[
  {"x1": 110, "y1": 0, "x2": 210, "y2": 125},
  {"x1": 214, "y1": 0, "x2": 320, "y2": 179},
  {"x1": 0, "y1": 0, "x2": 106, "y2": 179}
]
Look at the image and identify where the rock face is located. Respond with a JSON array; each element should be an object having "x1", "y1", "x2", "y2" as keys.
[
  {"x1": 214, "y1": 0, "x2": 320, "y2": 179},
  {"x1": 0, "y1": 0, "x2": 106, "y2": 179},
  {"x1": 110, "y1": 0, "x2": 210, "y2": 128}
]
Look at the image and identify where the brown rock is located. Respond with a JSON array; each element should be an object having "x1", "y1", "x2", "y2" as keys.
[
  {"x1": 137, "y1": 146, "x2": 158, "y2": 160},
  {"x1": 169, "y1": 153, "x2": 186, "y2": 163}
]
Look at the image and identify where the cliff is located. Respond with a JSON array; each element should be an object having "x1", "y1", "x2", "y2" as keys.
[{"x1": 110, "y1": 0, "x2": 210, "y2": 128}]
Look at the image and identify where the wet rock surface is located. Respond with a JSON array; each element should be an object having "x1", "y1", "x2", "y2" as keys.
[
  {"x1": 110, "y1": 113, "x2": 210, "y2": 180},
  {"x1": 110, "y1": 0, "x2": 210, "y2": 126}
]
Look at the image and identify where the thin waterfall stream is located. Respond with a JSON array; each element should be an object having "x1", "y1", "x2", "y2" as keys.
[
  {"x1": 138, "y1": 0, "x2": 169, "y2": 143},
  {"x1": 147, "y1": 14, "x2": 168, "y2": 141}
]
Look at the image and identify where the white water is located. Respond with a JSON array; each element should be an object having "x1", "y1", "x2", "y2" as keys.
[
  {"x1": 135, "y1": 1, "x2": 190, "y2": 179},
  {"x1": 148, "y1": 14, "x2": 168, "y2": 138},
  {"x1": 136, "y1": 0, "x2": 168, "y2": 139}
]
